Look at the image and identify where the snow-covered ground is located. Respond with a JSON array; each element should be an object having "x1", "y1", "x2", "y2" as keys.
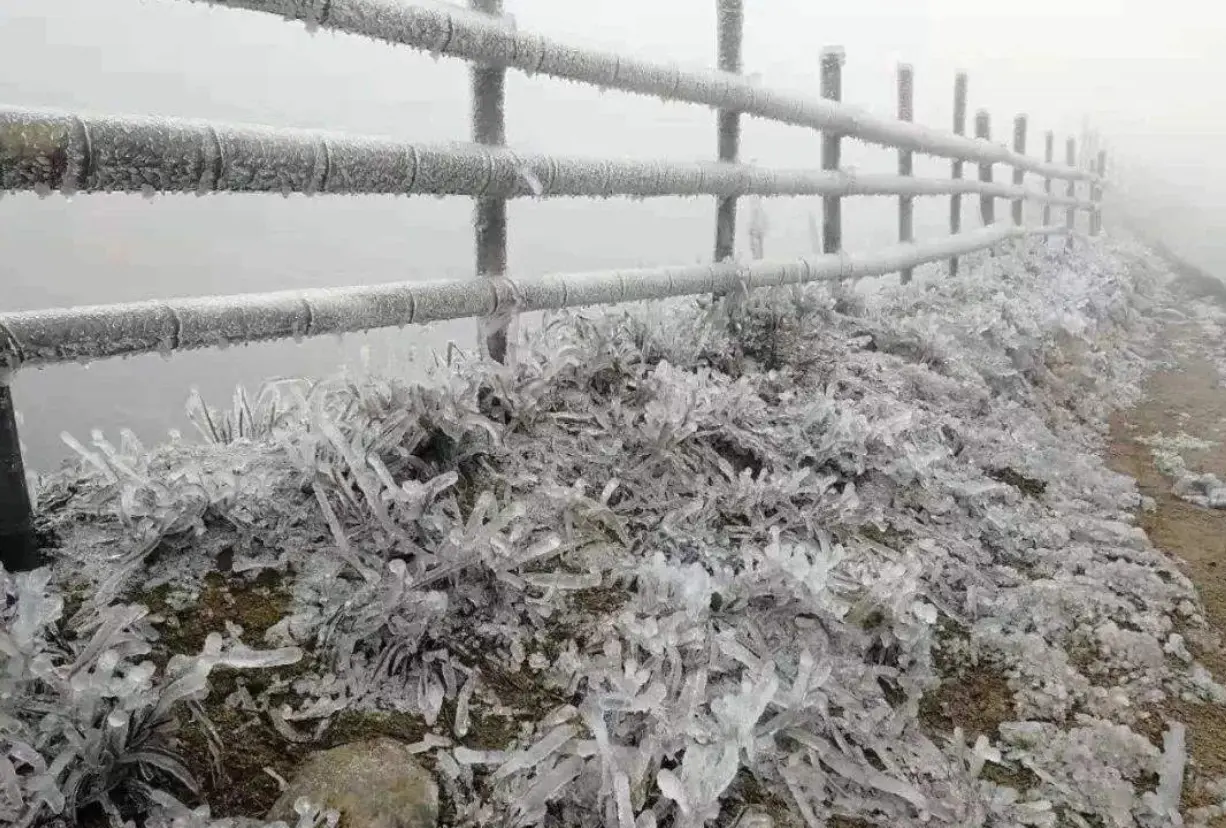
[{"x1": 6, "y1": 235, "x2": 1226, "y2": 828}]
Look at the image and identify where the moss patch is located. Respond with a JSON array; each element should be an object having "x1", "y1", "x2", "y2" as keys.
[
  {"x1": 987, "y1": 466, "x2": 1048, "y2": 498},
  {"x1": 177, "y1": 704, "x2": 305, "y2": 818},
  {"x1": 324, "y1": 710, "x2": 431, "y2": 748},
  {"x1": 143, "y1": 570, "x2": 290, "y2": 660},
  {"x1": 568, "y1": 583, "x2": 630, "y2": 617},
  {"x1": 858, "y1": 523, "x2": 915, "y2": 550},
  {"x1": 58, "y1": 583, "x2": 92, "y2": 639},
  {"x1": 136, "y1": 570, "x2": 300, "y2": 818},
  {"x1": 920, "y1": 664, "x2": 1015, "y2": 741},
  {"x1": 981, "y1": 760, "x2": 1040, "y2": 793},
  {"x1": 476, "y1": 659, "x2": 571, "y2": 725}
]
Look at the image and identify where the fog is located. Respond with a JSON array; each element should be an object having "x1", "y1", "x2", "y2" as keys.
[{"x1": 2, "y1": 0, "x2": 1223, "y2": 470}]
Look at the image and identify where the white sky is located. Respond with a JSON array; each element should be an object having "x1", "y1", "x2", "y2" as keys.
[{"x1": 5, "y1": 0, "x2": 1222, "y2": 176}]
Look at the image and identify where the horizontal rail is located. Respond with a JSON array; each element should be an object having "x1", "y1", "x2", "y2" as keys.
[
  {"x1": 0, "y1": 224, "x2": 1065, "y2": 372},
  {"x1": 0, "y1": 107, "x2": 1096, "y2": 207},
  {"x1": 185, "y1": 0, "x2": 1094, "y2": 182}
]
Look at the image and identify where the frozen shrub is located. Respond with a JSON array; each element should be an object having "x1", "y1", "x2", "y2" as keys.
[{"x1": 1, "y1": 566, "x2": 301, "y2": 827}]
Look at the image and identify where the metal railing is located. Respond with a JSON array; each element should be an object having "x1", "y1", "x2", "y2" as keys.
[{"x1": 0, "y1": 0, "x2": 1106, "y2": 569}]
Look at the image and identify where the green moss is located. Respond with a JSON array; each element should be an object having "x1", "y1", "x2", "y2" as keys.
[
  {"x1": 58, "y1": 582, "x2": 92, "y2": 638},
  {"x1": 981, "y1": 760, "x2": 1040, "y2": 793},
  {"x1": 859, "y1": 523, "x2": 915, "y2": 550},
  {"x1": 919, "y1": 663, "x2": 1015, "y2": 741},
  {"x1": 177, "y1": 704, "x2": 307, "y2": 819},
  {"x1": 464, "y1": 708, "x2": 523, "y2": 752},
  {"x1": 477, "y1": 659, "x2": 571, "y2": 725},
  {"x1": 142, "y1": 570, "x2": 290, "y2": 664},
  {"x1": 828, "y1": 817, "x2": 876, "y2": 828},
  {"x1": 130, "y1": 569, "x2": 304, "y2": 818},
  {"x1": 568, "y1": 584, "x2": 629, "y2": 616},
  {"x1": 1055, "y1": 807, "x2": 1106, "y2": 827},
  {"x1": 987, "y1": 466, "x2": 1048, "y2": 498},
  {"x1": 325, "y1": 710, "x2": 431, "y2": 748}
]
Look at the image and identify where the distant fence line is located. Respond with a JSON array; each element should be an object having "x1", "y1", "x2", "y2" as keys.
[{"x1": 0, "y1": 0, "x2": 1107, "y2": 570}]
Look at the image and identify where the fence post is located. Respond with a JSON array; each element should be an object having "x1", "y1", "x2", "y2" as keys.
[
  {"x1": 470, "y1": 0, "x2": 509, "y2": 363},
  {"x1": 949, "y1": 72, "x2": 967, "y2": 276},
  {"x1": 976, "y1": 110, "x2": 993, "y2": 225},
  {"x1": 1065, "y1": 137, "x2": 1077, "y2": 235},
  {"x1": 1092, "y1": 149, "x2": 1107, "y2": 235},
  {"x1": 820, "y1": 47, "x2": 844, "y2": 254},
  {"x1": 1093, "y1": 155, "x2": 1103, "y2": 234},
  {"x1": 897, "y1": 63, "x2": 915, "y2": 283},
  {"x1": 1043, "y1": 131, "x2": 1054, "y2": 226},
  {"x1": 1011, "y1": 114, "x2": 1027, "y2": 225},
  {"x1": 0, "y1": 379, "x2": 38, "y2": 572},
  {"x1": 714, "y1": 0, "x2": 744, "y2": 266}
]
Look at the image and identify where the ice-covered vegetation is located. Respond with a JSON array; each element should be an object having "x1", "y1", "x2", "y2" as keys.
[{"x1": 5, "y1": 237, "x2": 1226, "y2": 827}]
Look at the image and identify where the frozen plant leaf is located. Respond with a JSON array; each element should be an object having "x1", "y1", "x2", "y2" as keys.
[{"x1": 493, "y1": 724, "x2": 578, "y2": 782}]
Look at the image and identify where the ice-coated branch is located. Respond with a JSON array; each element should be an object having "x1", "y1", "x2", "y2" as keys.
[
  {"x1": 183, "y1": 0, "x2": 1095, "y2": 181},
  {"x1": 0, "y1": 106, "x2": 1096, "y2": 207},
  {"x1": 0, "y1": 224, "x2": 1063, "y2": 372}
]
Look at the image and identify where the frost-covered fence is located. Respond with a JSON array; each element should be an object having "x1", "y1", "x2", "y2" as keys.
[
  {"x1": 0, "y1": 0, "x2": 1106, "y2": 569},
  {"x1": 819, "y1": 48, "x2": 845, "y2": 255},
  {"x1": 1092, "y1": 150, "x2": 1108, "y2": 236},
  {"x1": 948, "y1": 72, "x2": 968, "y2": 276},
  {"x1": 713, "y1": 0, "x2": 745, "y2": 268},
  {"x1": 0, "y1": 108, "x2": 1106, "y2": 203},
  {"x1": 469, "y1": 0, "x2": 510, "y2": 362},
  {"x1": 896, "y1": 64, "x2": 916, "y2": 284}
]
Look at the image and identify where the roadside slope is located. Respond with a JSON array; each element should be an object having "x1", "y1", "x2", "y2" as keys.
[{"x1": 1108, "y1": 298, "x2": 1226, "y2": 823}]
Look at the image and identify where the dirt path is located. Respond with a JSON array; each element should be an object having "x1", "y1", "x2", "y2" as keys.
[{"x1": 1107, "y1": 321, "x2": 1226, "y2": 818}]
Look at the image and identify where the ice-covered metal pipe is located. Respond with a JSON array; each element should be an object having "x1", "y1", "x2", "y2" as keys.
[
  {"x1": 0, "y1": 107, "x2": 1096, "y2": 206},
  {"x1": 183, "y1": 0, "x2": 1097, "y2": 182},
  {"x1": 0, "y1": 224, "x2": 1063, "y2": 373}
]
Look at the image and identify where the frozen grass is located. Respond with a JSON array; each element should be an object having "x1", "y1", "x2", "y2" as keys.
[{"x1": 5, "y1": 235, "x2": 1225, "y2": 827}]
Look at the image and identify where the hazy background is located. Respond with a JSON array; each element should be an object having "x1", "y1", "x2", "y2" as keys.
[{"x1": 2, "y1": 0, "x2": 1223, "y2": 470}]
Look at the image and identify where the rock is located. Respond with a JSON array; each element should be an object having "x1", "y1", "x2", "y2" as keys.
[
  {"x1": 267, "y1": 738, "x2": 439, "y2": 828},
  {"x1": 1208, "y1": 485, "x2": 1226, "y2": 510}
]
